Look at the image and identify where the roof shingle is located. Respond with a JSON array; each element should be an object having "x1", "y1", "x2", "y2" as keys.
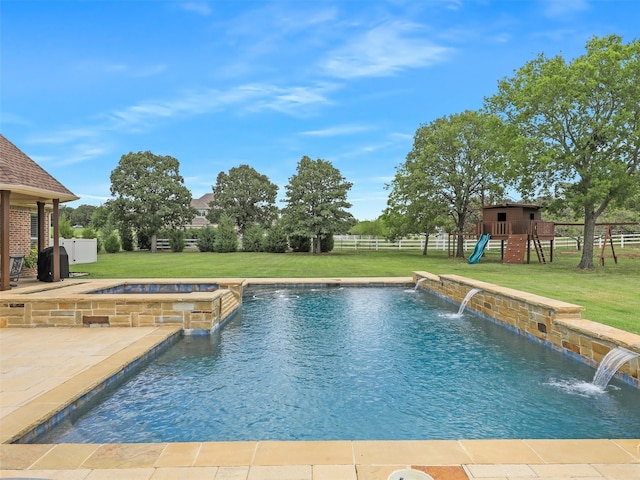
[{"x1": 0, "y1": 134, "x2": 77, "y2": 202}]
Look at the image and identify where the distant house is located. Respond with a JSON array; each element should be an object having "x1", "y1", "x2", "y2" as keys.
[
  {"x1": 0, "y1": 134, "x2": 78, "y2": 289},
  {"x1": 188, "y1": 193, "x2": 215, "y2": 228}
]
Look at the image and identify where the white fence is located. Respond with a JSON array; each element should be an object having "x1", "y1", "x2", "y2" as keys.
[
  {"x1": 156, "y1": 238, "x2": 199, "y2": 250},
  {"x1": 333, "y1": 233, "x2": 640, "y2": 252},
  {"x1": 155, "y1": 233, "x2": 640, "y2": 253},
  {"x1": 52, "y1": 238, "x2": 98, "y2": 264}
]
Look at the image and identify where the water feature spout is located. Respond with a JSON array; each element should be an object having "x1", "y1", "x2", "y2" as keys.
[
  {"x1": 592, "y1": 347, "x2": 640, "y2": 389},
  {"x1": 414, "y1": 278, "x2": 427, "y2": 291},
  {"x1": 457, "y1": 288, "x2": 482, "y2": 315}
]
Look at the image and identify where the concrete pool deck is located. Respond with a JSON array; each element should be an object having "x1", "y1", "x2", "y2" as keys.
[{"x1": 1, "y1": 280, "x2": 639, "y2": 479}]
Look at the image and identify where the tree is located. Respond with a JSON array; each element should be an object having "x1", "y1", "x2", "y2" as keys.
[
  {"x1": 263, "y1": 222, "x2": 289, "y2": 253},
  {"x1": 197, "y1": 226, "x2": 216, "y2": 252},
  {"x1": 383, "y1": 158, "x2": 449, "y2": 255},
  {"x1": 486, "y1": 35, "x2": 640, "y2": 269},
  {"x1": 395, "y1": 111, "x2": 508, "y2": 257},
  {"x1": 58, "y1": 216, "x2": 75, "y2": 239},
  {"x1": 213, "y1": 215, "x2": 238, "y2": 253},
  {"x1": 70, "y1": 204, "x2": 97, "y2": 227},
  {"x1": 109, "y1": 151, "x2": 196, "y2": 253},
  {"x1": 208, "y1": 164, "x2": 279, "y2": 234},
  {"x1": 90, "y1": 205, "x2": 113, "y2": 231},
  {"x1": 281, "y1": 156, "x2": 356, "y2": 254},
  {"x1": 242, "y1": 224, "x2": 265, "y2": 252},
  {"x1": 349, "y1": 218, "x2": 389, "y2": 237}
]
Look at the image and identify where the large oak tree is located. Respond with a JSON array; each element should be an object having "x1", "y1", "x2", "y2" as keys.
[
  {"x1": 486, "y1": 35, "x2": 640, "y2": 269},
  {"x1": 390, "y1": 110, "x2": 507, "y2": 257},
  {"x1": 282, "y1": 156, "x2": 355, "y2": 254},
  {"x1": 110, "y1": 151, "x2": 195, "y2": 253},
  {"x1": 207, "y1": 164, "x2": 278, "y2": 234}
]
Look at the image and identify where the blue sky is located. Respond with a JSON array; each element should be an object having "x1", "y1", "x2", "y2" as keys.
[{"x1": 2, "y1": 0, "x2": 638, "y2": 220}]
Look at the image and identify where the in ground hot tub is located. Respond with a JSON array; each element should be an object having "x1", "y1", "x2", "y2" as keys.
[{"x1": 88, "y1": 283, "x2": 219, "y2": 294}]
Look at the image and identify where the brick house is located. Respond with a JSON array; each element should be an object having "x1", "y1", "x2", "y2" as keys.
[{"x1": 0, "y1": 134, "x2": 78, "y2": 290}]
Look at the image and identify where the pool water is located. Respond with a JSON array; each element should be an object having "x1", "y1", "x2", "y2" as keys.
[
  {"x1": 36, "y1": 287, "x2": 640, "y2": 443},
  {"x1": 88, "y1": 283, "x2": 218, "y2": 294}
]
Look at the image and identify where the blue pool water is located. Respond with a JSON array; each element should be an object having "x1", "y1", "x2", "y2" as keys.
[
  {"x1": 36, "y1": 287, "x2": 640, "y2": 443},
  {"x1": 88, "y1": 283, "x2": 219, "y2": 294}
]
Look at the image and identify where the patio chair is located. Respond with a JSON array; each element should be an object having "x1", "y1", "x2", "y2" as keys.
[{"x1": 9, "y1": 255, "x2": 25, "y2": 287}]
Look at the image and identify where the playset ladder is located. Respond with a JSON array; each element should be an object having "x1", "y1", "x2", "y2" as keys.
[{"x1": 533, "y1": 232, "x2": 546, "y2": 264}]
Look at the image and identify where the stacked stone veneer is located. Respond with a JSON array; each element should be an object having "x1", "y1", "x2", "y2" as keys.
[
  {"x1": 413, "y1": 271, "x2": 640, "y2": 389},
  {"x1": 0, "y1": 282, "x2": 242, "y2": 331}
]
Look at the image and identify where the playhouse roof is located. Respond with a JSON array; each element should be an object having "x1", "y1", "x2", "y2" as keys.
[
  {"x1": 482, "y1": 202, "x2": 542, "y2": 210},
  {"x1": 0, "y1": 134, "x2": 78, "y2": 205}
]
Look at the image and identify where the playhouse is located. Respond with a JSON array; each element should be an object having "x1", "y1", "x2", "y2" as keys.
[{"x1": 475, "y1": 203, "x2": 555, "y2": 264}]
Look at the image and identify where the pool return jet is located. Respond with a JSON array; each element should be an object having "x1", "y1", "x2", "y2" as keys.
[
  {"x1": 592, "y1": 347, "x2": 640, "y2": 389},
  {"x1": 456, "y1": 288, "x2": 482, "y2": 316}
]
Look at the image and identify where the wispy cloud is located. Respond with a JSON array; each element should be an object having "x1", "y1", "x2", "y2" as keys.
[
  {"x1": 59, "y1": 144, "x2": 112, "y2": 166},
  {"x1": 101, "y1": 63, "x2": 167, "y2": 78},
  {"x1": 74, "y1": 193, "x2": 111, "y2": 203},
  {"x1": 179, "y1": 1, "x2": 212, "y2": 16},
  {"x1": 244, "y1": 83, "x2": 338, "y2": 116},
  {"x1": 0, "y1": 112, "x2": 32, "y2": 126},
  {"x1": 26, "y1": 82, "x2": 339, "y2": 164},
  {"x1": 28, "y1": 128, "x2": 101, "y2": 145},
  {"x1": 542, "y1": 0, "x2": 589, "y2": 18},
  {"x1": 322, "y1": 21, "x2": 453, "y2": 79},
  {"x1": 300, "y1": 124, "x2": 374, "y2": 137},
  {"x1": 29, "y1": 141, "x2": 110, "y2": 167}
]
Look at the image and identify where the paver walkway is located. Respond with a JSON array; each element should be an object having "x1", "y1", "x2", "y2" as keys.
[{"x1": 1, "y1": 324, "x2": 639, "y2": 479}]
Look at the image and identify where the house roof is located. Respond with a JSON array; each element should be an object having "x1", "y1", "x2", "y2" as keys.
[
  {"x1": 0, "y1": 134, "x2": 78, "y2": 205},
  {"x1": 191, "y1": 192, "x2": 214, "y2": 209}
]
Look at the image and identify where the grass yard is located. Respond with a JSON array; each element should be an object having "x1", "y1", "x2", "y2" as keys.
[{"x1": 70, "y1": 247, "x2": 640, "y2": 334}]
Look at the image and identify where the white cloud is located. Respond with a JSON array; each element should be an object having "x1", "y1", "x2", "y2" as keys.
[
  {"x1": 542, "y1": 0, "x2": 590, "y2": 18},
  {"x1": 322, "y1": 21, "x2": 452, "y2": 79},
  {"x1": 28, "y1": 128, "x2": 100, "y2": 145},
  {"x1": 24, "y1": 81, "x2": 339, "y2": 165},
  {"x1": 179, "y1": 1, "x2": 212, "y2": 16},
  {"x1": 0, "y1": 112, "x2": 32, "y2": 126},
  {"x1": 300, "y1": 124, "x2": 374, "y2": 137},
  {"x1": 58, "y1": 144, "x2": 111, "y2": 166}
]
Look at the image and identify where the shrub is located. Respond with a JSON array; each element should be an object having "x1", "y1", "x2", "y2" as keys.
[
  {"x1": 243, "y1": 224, "x2": 264, "y2": 252},
  {"x1": 103, "y1": 233, "x2": 121, "y2": 253},
  {"x1": 289, "y1": 235, "x2": 310, "y2": 252},
  {"x1": 120, "y1": 226, "x2": 135, "y2": 252},
  {"x1": 169, "y1": 229, "x2": 186, "y2": 252},
  {"x1": 81, "y1": 226, "x2": 97, "y2": 239},
  {"x1": 321, "y1": 233, "x2": 334, "y2": 253},
  {"x1": 214, "y1": 216, "x2": 238, "y2": 253},
  {"x1": 197, "y1": 226, "x2": 216, "y2": 252},
  {"x1": 24, "y1": 247, "x2": 39, "y2": 269},
  {"x1": 137, "y1": 232, "x2": 151, "y2": 250},
  {"x1": 59, "y1": 216, "x2": 75, "y2": 239},
  {"x1": 263, "y1": 224, "x2": 288, "y2": 253}
]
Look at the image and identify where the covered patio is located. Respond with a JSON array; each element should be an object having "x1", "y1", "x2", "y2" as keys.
[{"x1": 0, "y1": 134, "x2": 78, "y2": 291}]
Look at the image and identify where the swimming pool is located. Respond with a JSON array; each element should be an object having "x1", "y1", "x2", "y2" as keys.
[{"x1": 35, "y1": 286, "x2": 640, "y2": 443}]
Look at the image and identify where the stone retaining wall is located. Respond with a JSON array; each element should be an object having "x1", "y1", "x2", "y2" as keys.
[
  {"x1": 0, "y1": 284, "x2": 241, "y2": 332},
  {"x1": 413, "y1": 271, "x2": 640, "y2": 388}
]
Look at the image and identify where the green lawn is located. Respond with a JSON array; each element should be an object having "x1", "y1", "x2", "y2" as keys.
[{"x1": 71, "y1": 248, "x2": 640, "y2": 334}]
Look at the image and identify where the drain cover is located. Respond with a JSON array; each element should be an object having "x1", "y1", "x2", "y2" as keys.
[{"x1": 387, "y1": 469, "x2": 434, "y2": 480}]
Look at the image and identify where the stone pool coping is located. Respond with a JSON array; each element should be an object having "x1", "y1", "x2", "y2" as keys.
[
  {"x1": 1, "y1": 277, "x2": 639, "y2": 479},
  {"x1": 411, "y1": 271, "x2": 640, "y2": 388}
]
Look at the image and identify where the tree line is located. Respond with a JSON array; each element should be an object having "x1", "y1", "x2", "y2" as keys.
[
  {"x1": 61, "y1": 35, "x2": 639, "y2": 269},
  {"x1": 61, "y1": 155, "x2": 355, "y2": 255}
]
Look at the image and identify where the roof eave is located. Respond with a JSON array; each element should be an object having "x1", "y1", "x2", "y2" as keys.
[{"x1": 0, "y1": 184, "x2": 79, "y2": 204}]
